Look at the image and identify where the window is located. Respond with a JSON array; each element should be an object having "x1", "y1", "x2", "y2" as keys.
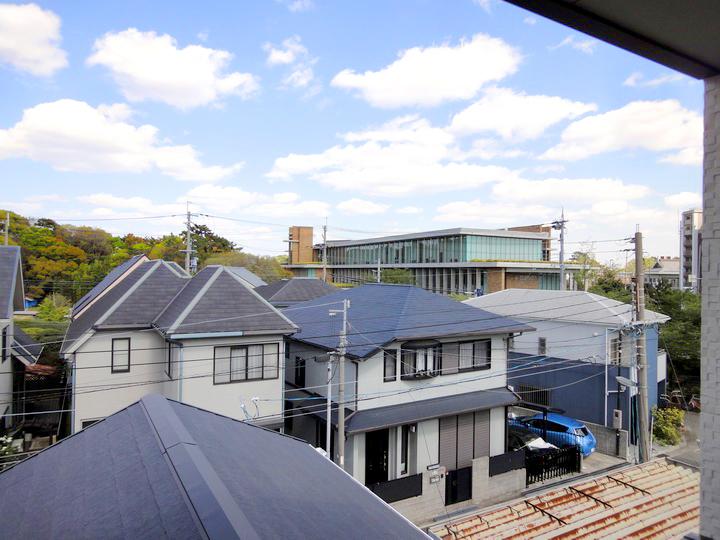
[
  {"x1": 111, "y1": 338, "x2": 130, "y2": 373},
  {"x1": 538, "y1": 337, "x2": 547, "y2": 356},
  {"x1": 401, "y1": 349, "x2": 415, "y2": 378},
  {"x1": 459, "y1": 340, "x2": 491, "y2": 371},
  {"x1": 383, "y1": 349, "x2": 397, "y2": 382},
  {"x1": 400, "y1": 424, "x2": 410, "y2": 475},
  {"x1": 295, "y1": 356, "x2": 306, "y2": 387},
  {"x1": 1, "y1": 326, "x2": 6, "y2": 363},
  {"x1": 213, "y1": 343, "x2": 280, "y2": 384},
  {"x1": 516, "y1": 383, "x2": 551, "y2": 406},
  {"x1": 401, "y1": 345, "x2": 441, "y2": 379},
  {"x1": 81, "y1": 419, "x2": 102, "y2": 429},
  {"x1": 610, "y1": 336, "x2": 622, "y2": 364}
]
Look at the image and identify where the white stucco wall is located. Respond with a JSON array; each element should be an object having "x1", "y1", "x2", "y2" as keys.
[
  {"x1": 72, "y1": 330, "x2": 168, "y2": 432},
  {"x1": 489, "y1": 406, "x2": 505, "y2": 456},
  {"x1": 0, "y1": 319, "x2": 12, "y2": 424},
  {"x1": 178, "y1": 334, "x2": 285, "y2": 427},
  {"x1": 286, "y1": 340, "x2": 357, "y2": 406}
]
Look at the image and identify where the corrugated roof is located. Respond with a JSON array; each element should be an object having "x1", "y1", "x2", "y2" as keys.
[
  {"x1": 0, "y1": 394, "x2": 428, "y2": 539},
  {"x1": 0, "y1": 246, "x2": 23, "y2": 319},
  {"x1": 227, "y1": 266, "x2": 267, "y2": 288},
  {"x1": 285, "y1": 284, "x2": 533, "y2": 359},
  {"x1": 431, "y1": 458, "x2": 699, "y2": 540},
  {"x1": 465, "y1": 289, "x2": 670, "y2": 326},
  {"x1": 157, "y1": 266, "x2": 296, "y2": 336},
  {"x1": 255, "y1": 277, "x2": 337, "y2": 306}
]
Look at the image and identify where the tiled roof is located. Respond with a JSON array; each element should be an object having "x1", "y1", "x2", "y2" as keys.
[
  {"x1": 0, "y1": 395, "x2": 427, "y2": 539},
  {"x1": 0, "y1": 246, "x2": 23, "y2": 319},
  {"x1": 431, "y1": 458, "x2": 699, "y2": 540},
  {"x1": 71, "y1": 254, "x2": 148, "y2": 317},
  {"x1": 227, "y1": 266, "x2": 267, "y2": 288},
  {"x1": 285, "y1": 284, "x2": 533, "y2": 359},
  {"x1": 465, "y1": 289, "x2": 670, "y2": 326},
  {"x1": 156, "y1": 266, "x2": 296, "y2": 336},
  {"x1": 255, "y1": 277, "x2": 337, "y2": 306}
]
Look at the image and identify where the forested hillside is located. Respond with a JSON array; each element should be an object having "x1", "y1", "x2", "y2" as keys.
[{"x1": 1, "y1": 210, "x2": 291, "y2": 303}]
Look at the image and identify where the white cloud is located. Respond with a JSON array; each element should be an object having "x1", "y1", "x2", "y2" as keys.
[
  {"x1": 337, "y1": 198, "x2": 389, "y2": 215},
  {"x1": 523, "y1": 16, "x2": 537, "y2": 25},
  {"x1": 0, "y1": 3, "x2": 67, "y2": 76},
  {"x1": 0, "y1": 99, "x2": 243, "y2": 181},
  {"x1": 79, "y1": 193, "x2": 155, "y2": 210},
  {"x1": 278, "y1": 0, "x2": 314, "y2": 12},
  {"x1": 623, "y1": 71, "x2": 684, "y2": 88},
  {"x1": 549, "y1": 35, "x2": 598, "y2": 54},
  {"x1": 267, "y1": 114, "x2": 519, "y2": 196},
  {"x1": 491, "y1": 177, "x2": 649, "y2": 204},
  {"x1": 541, "y1": 100, "x2": 702, "y2": 165},
  {"x1": 435, "y1": 200, "x2": 554, "y2": 225},
  {"x1": 397, "y1": 206, "x2": 422, "y2": 214},
  {"x1": 87, "y1": 28, "x2": 259, "y2": 109},
  {"x1": 473, "y1": 0, "x2": 492, "y2": 12},
  {"x1": 331, "y1": 33, "x2": 520, "y2": 108},
  {"x1": 664, "y1": 191, "x2": 701, "y2": 209},
  {"x1": 264, "y1": 35, "x2": 318, "y2": 92},
  {"x1": 264, "y1": 35, "x2": 307, "y2": 65},
  {"x1": 453, "y1": 138, "x2": 528, "y2": 160},
  {"x1": 450, "y1": 87, "x2": 596, "y2": 140}
]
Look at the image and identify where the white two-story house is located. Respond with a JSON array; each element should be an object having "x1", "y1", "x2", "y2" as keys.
[
  {"x1": 62, "y1": 258, "x2": 296, "y2": 432},
  {"x1": 283, "y1": 283, "x2": 534, "y2": 525}
]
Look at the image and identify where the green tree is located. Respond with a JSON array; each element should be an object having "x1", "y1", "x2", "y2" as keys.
[
  {"x1": 186, "y1": 224, "x2": 235, "y2": 264},
  {"x1": 204, "y1": 251, "x2": 292, "y2": 283},
  {"x1": 589, "y1": 267, "x2": 632, "y2": 304},
  {"x1": 58, "y1": 225, "x2": 113, "y2": 257},
  {"x1": 36, "y1": 293, "x2": 71, "y2": 321},
  {"x1": 569, "y1": 250, "x2": 600, "y2": 290},
  {"x1": 380, "y1": 268, "x2": 414, "y2": 284}
]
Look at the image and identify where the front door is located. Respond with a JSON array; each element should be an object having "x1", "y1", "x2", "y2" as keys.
[{"x1": 365, "y1": 428, "x2": 389, "y2": 485}]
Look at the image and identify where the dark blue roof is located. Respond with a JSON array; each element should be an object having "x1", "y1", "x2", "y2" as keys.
[
  {"x1": 0, "y1": 395, "x2": 426, "y2": 539},
  {"x1": 11, "y1": 327, "x2": 43, "y2": 365},
  {"x1": 0, "y1": 246, "x2": 23, "y2": 319},
  {"x1": 284, "y1": 284, "x2": 533, "y2": 358}
]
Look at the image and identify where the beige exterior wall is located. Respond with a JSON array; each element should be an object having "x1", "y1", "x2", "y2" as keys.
[
  {"x1": 289, "y1": 226, "x2": 315, "y2": 264},
  {"x1": 486, "y1": 268, "x2": 505, "y2": 293},
  {"x1": 0, "y1": 320, "x2": 12, "y2": 424},
  {"x1": 505, "y1": 273, "x2": 539, "y2": 289}
]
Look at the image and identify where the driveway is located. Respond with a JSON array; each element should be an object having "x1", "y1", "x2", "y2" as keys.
[{"x1": 654, "y1": 410, "x2": 700, "y2": 467}]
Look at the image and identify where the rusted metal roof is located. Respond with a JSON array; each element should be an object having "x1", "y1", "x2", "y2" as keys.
[{"x1": 431, "y1": 458, "x2": 699, "y2": 540}]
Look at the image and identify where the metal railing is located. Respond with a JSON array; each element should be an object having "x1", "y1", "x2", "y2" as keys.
[
  {"x1": 368, "y1": 473, "x2": 423, "y2": 503},
  {"x1": 526, "y1": 446, "x2": 581, "y2": 486}
]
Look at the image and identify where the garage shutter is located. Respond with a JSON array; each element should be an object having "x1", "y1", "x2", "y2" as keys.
[
  {"x1": 439, "y1": 416, "x2": 457, "y2": 470},
  {"x1": 456, "y1": 413, "x2": 475, "y2": 468},
  {"x1": 442, "y1": 342, "x2": 459, "y2": 375},
  {"x1": 473, "y1": 410, "x2": 490, "y2": 458}
]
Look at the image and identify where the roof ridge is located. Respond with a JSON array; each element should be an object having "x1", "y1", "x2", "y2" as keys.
[
  {"x1": 93, "y1": 260, "x2": 162, "y2": 327},
  {"x1": 222, "y1": 268, "x2": 298, "y2": 330},
  {"x1": 167, "y1": 266, "x2": 224, "y2": 334}
]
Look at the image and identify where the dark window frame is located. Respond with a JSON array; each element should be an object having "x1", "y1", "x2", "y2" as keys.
[
  {"x1": 383, "y1": 349, "x2": 397, "y2": 382},
  {"x1": 213, "y1": 343, "x2": 280, "y2": 385},
  {"x1": 458, "y1": 339, "x2": 491, "y2": 372},
  {"x1": 538, "y1": 337, "x2": 547, "y2": 356},
  {"x1": 111, "y1": 338, "x2": 131, "y2": 373},
  {"x1": 1, "y1": 326, "x2": 7, "y2": 363},
  {"x1": 295, "y1": 355, "x2": 306, "y2": 387},
  {"x1": 400, "y1": 345, "x2": 441, "y2": 379}
]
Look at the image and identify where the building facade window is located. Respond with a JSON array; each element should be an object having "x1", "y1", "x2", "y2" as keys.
[
  {"x1": 295, "y1": 356, "x2": 306, "y2": 387},
  {"x1": 1, "y1": 327, "x2": 6, "y2": 363},
  {"x1": 401, "y1": 345, "x2": 441, "y2": 378},
  {"x1": 111, "y1": 338, "x2": 130, "y2": 373},
  {"x1": 610, "y1": 336, "x2": 623, "y2": 365},
  {"x1": 213, "y1": 343, "x2": 280, "y2": 384},
  {"x1": 538, "y1": 337, "x2": 547, "y2": 356},
  {"x1": 383, "y1": 349, "x2": 397, "y2": 382},
  {"x1": 459, "y1": 340, "x2": 491, "y2": 371}
]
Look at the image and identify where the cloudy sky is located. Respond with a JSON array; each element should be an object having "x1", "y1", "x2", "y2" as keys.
[{"x1": 0, "y1": 0, "x2": 702, "y2": 261}]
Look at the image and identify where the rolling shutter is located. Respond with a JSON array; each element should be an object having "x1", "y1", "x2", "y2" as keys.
[
  {"x1": 439, "y1": 416, "x2": 457, "y2": 470},
  {"x1": 442, "y1": 342, "x2": 459, "y2": 374},
  {"x1": 456, "y1": 413, "x2": 475, "y2": 468},
  {"x1": 473, "y1": 410, "x2": 490, "y2": 458}
]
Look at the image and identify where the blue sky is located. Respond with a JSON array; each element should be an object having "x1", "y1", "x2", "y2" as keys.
[{"x1": 0, "y1": 0, "x2": 703, "y2": 261}]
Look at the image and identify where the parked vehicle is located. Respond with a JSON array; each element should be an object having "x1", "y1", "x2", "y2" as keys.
[
  {"x1": 510, "y1": 413, "x2": 597, "y2": 457},
  {"x1": 508, "y1": 425, "x2": 557, "y2": 455}
]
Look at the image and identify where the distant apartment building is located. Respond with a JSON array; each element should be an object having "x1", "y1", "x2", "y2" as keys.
[
  {"x1": 680, "y1": 208, "x2": 702, "y2": 292},
  {"x1": 283, "y1": 226, "x2": 587, "y2": 294}
]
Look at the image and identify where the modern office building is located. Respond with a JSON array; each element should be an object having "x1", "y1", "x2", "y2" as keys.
[
  {"x1": 284, "y1": 226, "x2": 587, "y2": 294},
  {"x1": 680, "y1": 209, "x2": 702, "y2": 292}
]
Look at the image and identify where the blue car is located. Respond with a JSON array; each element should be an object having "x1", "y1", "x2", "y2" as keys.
[{"x1": 511, "y1": 413, "x2": 597, "y2": 457}]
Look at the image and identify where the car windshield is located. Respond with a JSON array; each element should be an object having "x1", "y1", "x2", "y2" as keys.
[
  {"x1": 574, "y1": 427, "x2": 589, "y2": 436},
  {"x1": 510, "y1": 427, "x2": 538, "y2": 445}
]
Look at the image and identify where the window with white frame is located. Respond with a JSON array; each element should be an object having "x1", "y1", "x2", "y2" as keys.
[
  {"x1": 383, "y1": 349, "x2": 397, "y2": 382},
  {"x1": 111, "y1": 338, "x2": 130, "y2": 373},
  {"x1": 214, "y1": 343, "x2": 280, "y2": 384}
]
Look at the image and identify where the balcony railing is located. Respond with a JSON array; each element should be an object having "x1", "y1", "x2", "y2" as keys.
[{"x1": 368, "y1": 473, "x2": 423, "y2": 503}]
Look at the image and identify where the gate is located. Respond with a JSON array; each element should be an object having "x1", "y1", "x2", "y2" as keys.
[
  {"x1": 445, "y1": 466, "x2": 472, "y2": 505},
  {"x1": 526, "y1": 447, "x2": 581, "y2": 486}
]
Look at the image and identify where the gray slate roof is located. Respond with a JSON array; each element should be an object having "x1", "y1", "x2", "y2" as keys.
[
  {"x1": 71, "y1": 254, "x2": 148, "y2": 317},
  {"x1": 11, "y1": 327, "x2": 44, "y2": 365},
  {"x1": 0, "y1": 394, "x2": 427, "y2": 539},
  {"x1": 0, "y1": 246, "x2": 23, "y2": 319},
  {"x1": 255, "y1": 277, "x2": 337, "y2": 307},
  {"x1": 227, "y1": 266, "x2": 267, "y2": 288},
  {"x1": 156, "y1": 266, "x2": 296, "y2": 336},
  {"x1": 465, "y1": 289, "x2": 670, "y2": 326},
  {"x1": 285, "y1": 284, "x2": 533, "y2": 359}
]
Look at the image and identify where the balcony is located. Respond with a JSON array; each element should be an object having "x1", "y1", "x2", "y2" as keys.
[
  {"x1": 368, "y1": 473, "x2": 423, "y2": 503},
  {"x1": 400, "y1": 369, "x2": 439, "y2": 380}
]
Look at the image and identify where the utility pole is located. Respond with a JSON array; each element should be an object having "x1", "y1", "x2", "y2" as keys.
[
  {"x1": 184, "y1": 202, "x2": 194, "y2": 275},
  {"x1": 552, "y1": 210, "x2": 568, "y2": 290},
  {"x1": 4, "y1": 212, "x2": 9, "y2": 245},
  {"x1": 329, "y1": 298, "x2": 350, "y2": 469},
  {"x1": 322, "y1": 219, "x2": 328, "y2": 283},
  {"x1": 377, "y1": 257, "x2": 381, "y2": 283},
  {"x1": 325, "y1": 353, "x2": 333, "y2": 458},
  {"x1": 633, "y1": 229, "x2": 651, "y2": 463}
]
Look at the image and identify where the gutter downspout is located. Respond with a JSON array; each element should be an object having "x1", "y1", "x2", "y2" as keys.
[{"x1": 604, "y1": 327, "x2": 609, "y2": 428}]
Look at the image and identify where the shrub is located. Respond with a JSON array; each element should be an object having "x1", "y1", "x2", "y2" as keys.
[
  {"x1": 652, "y1": 406, "x2": 684, "y2": 446},
  {"x1": 36, "y1": 293, "x2": 71, "y2": 322}
]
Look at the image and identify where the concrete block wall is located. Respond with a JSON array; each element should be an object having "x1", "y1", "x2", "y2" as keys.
[
  {"x1": 702, "y1": 74, "x2": 720, "y2": 540},
  {"x1": 584, "y1": 420, "x2": 629, "y2": 461}
]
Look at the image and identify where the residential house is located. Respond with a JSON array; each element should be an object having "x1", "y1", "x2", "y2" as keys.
[
  {"x1": 62, "y1": 260, "x2": 296, "y2": 432},
  {"x1": 645, "y1": 256, "x2": 680, "y2": 289},
  {"x1": 0, "y1": 394, "x2": 427, "y2": 539},
  {"x1": 465, "y1": 289, "x2": 670, "y2": 432},
  {"x1": 284, "y1": 225, "x2": 591, "y2": 293},
  {"x1": 226, "y1": 266, "x2": 267, "y2": 288},
  {"x1": 283, "y1": 283, "x2": 533, "y2": 524},
  {"x1": 255, "y1": 277, "x2": 337, "y2": 308},
  {"x1": 0, "y1": 246, "x2": 44, "y2": 429}
]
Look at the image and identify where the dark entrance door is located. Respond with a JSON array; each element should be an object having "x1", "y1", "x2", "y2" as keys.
[
  {"x1": 365, "y1": 428, "x2": 389, "y2": 485},
  {"x1": 445, "y1": 467, "x2": 472, "y2": 505}
]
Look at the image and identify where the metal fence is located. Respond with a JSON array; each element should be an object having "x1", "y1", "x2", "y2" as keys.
[
  {"x1": 368, "y1": 473, "x2": 423, "y2": 503},
  {"x1": 526, "y1": 447, "x2": 581, "y2": 486},
  {"x1": 489, "y1": 449, "x2": 526, "y2": 477}
]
